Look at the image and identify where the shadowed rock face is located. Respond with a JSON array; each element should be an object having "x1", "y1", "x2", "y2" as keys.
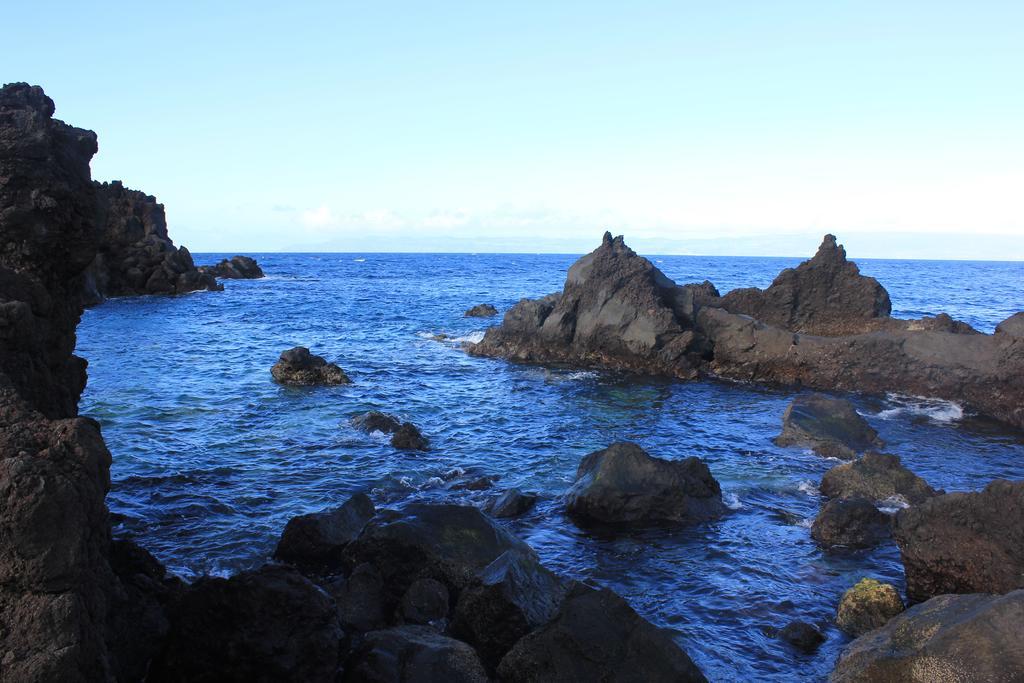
[
  {"x1": 82, "y1": 181, "x2": 222, "y2": 304},
  {"x1": 721, "y1": 234, "x2": 891, "y2": 336},
  {"x1": 893, "y1": 479, "x2": 1024, "y2": 602},
  {"x1": 830, "y1": 590, "x2": 1024, "y2": 683},
  {"x1": 273, "y1": 492, "x2": 375, "y2": 571},
  {"x1": 811, "y1": 498, "x2": 891, "y2": 550},
  {"x1": 345, "y1": 625, "x2": 489, "y2": 683},
  {"x1": 821, "y1": 452, "x2": 938, "y2": 505}
]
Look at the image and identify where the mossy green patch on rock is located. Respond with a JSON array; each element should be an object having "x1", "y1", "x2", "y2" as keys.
[{"x1": 836, "y1": 578, "x2": 904, "y2": 636}]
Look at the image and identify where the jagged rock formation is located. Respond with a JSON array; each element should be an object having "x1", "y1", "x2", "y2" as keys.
[
  {"x1": 199, "y1": 254, "x2": 264, "y2": 279},
  {"x1": 893, "y1": 479, "x2": 1024, "y2": 602},
  {"x1": 820, "y1": 452, "x2": 938, "y2": 505},
  {"x1": 271, "y1": 346, "x2": 351, "y2": 385},
  {"x1": 830, "y1": 590, "x2": 1024, "y2": 682},
  {"x1": 82, "y1": 180, "x2": 221, "y2": 304},
  {"x1": 470, "y1": 231, "x2": 1024, "y2": 429},
  {"x1": 774, "y1": 394, "x2": 883, "y2": 459}
]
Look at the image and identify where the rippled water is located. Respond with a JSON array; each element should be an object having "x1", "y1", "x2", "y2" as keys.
[{"x1": 77, "y1": 252, "x2": 1024, "y2": 681}]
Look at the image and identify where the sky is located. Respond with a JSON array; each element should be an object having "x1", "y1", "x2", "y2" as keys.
[{"x1": 5, "y1": 1, "x2": 1024, "y2": 259}]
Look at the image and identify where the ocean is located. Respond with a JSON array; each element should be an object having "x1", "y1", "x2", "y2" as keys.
[{"x1": 76, "y1": 252, "x2": 1024, "y2": 681}]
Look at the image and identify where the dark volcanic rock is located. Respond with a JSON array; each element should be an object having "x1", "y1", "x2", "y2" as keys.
[
  {"x1": 485, "y1": 488, "x2": 538, "y2": 518},
  {"x1": 835, "y1": 578, "x2": 904, "y2": 637},
  {"x1": 464, "y1": 303, "x2": 498, "y2": 317},
  {"x1": 399, "y1": 577, "x2": 450, "y2": 625},
  {"x1": 341, "y1": 503, "x2": 536, "y2": 612},
  {"x1": 469, "y1": 232, "x2": 714, "y2": 378},
  {"x1": 893, "y1": 479, "x2": 1024, "y2": 602},
  {"x1": 811, "y1": 498, "x2": 891, "y2": 550},
  {"x1": 199, "y1": 254, "x2": 265, "y2": 279},
  {"x1": 777, "y1": 620, "x2": 825, "y2": 653},
  {"x1": 830, "y1": 590, "x2": 1024, "y2": 683},
  {"x1": 344, "y1": 624, "x2": 489, "y2": 683},
  {"x1": 326, "y1": 562, "x2": 388, "y2": 632},
  {"x1": 453, "y1": 550, "x2": 570, "y2": 670},
  {"x1": 351, "y1": 411, "x2": 429, "y2": 450},
  {"x1": 774, "y1": 394, "x2": 882, "y2": 459},
  {"x1": 720, "y1": 234, "x2": 891, "y2": 336},
  {"x1": 274, "y1": 492, "x2": 375, "y2": 570},
  {"x1": 149, "y1": 565, "x2": 344, "y2": 683},
  {"x1": 271, "y1": 346, "x2": 351, "y2": 385},
  {"x1": 83, "y1": 180, "x2": 222, "y2": 304},
  {"x1": 996, "y1": 311, "x2": 1024, "y2": 337},
  {"x1": 820, "y1": 451, "x2": 938, "y2": 505},
  {"x1": 565, "y1": 442, "x2": 725, "y2": 527},
  {"x1": 497, "y1": 582, "x2": 707, "y2": 683}
]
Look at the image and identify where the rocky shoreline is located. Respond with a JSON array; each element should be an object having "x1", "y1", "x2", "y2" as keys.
[{"x1": 2, "y1": 81, "x2": 1022, "y2": 682}]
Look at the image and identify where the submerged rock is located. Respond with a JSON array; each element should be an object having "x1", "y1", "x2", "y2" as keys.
[
  {"x1": 464, "y1": 303, "x2": 498, "y2": 317},
  {"x1": 566, "y1": 442, "x2": 725, "y2": 527},
  {"x1": 199, "y1": 255, "x2": 265, "y2": 279},
  {"x1": 497, "y1": 582, "x2": 707, "y2": 683},
  {"x1": 775, "y1": 394, "x2": 882, "y2": 459},
  {"x1": 830, "y1": 590, "x2": 1024, "y2": 683},
  {"x1": 484, "y1": 488, "x2": 538, "y2": 518},
  {"x1": 352, "y1": 411, "x2": 430, "y2": 450},
  {"x1": 811, "y1": 498, "x2": 891, "y2": 550},
  {"x1": 392, "y1": 422, "x2": 429, "y2": 450},
  {"x1": 777, "y1": 620, "x2": 825, "y2": 653},
  {"x1": 835, "y1": 578, "x2": 904, "y2": 636},
  {"x1": 274, "y1": 492, "x2": 375, "y2": 570},
  {"x1": 149, "y1": 565, "x2": 344, "y2": 683},
  {"x1": 820, "y1": 451, "x2": 938, "y2": 505},
  {"x1": 271, "y1": 346, "x2": 351, "y2": 385},
  {"x1": 344, "y1": 624, "x2": 489, "y2": 683},
  {"x1": 893, "y1": 479, "x2": 1024, "y2": 602},
  {"x1": 720, "y1": 234, "x2": 891, "y2": 336}
]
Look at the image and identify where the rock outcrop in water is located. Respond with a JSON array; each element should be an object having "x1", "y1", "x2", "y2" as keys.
[
  {"x1": 820, "y1": 451, "x2": 938, "y2": 505},
  {"x1": 464, "y1": 303, "x2": 498, "y2": 317},
  {"x1": 811, "y1": 498, "x2": 891, "y2": 550},
  {"x1": 893, "y1": 479, "x2": 1024, "y2": 602},
  {"x1": 469, "y1": 232, "x2": 1024, "y2": 430},
  {"x1": 273, "y1": 492, "x2": 375, "y2": 570},
  {"x1": 351, "y1": 410, "x2": 429, "y2": 450},
  {"x1": 199, "y1": 254, "x2": 265, "y2": 279},
  {"x1": 565, "y1": 442, "x2": 725, "y2": 527},
  {"x1": 83, "y1": 180, "x2": 222, "y2": 304},
  {"x1": 774, "y1": 394, "x2": 883, "y2": 459},
  {"x1": 271, "y1": 346, "x2": 351, "y2": 385},
  {"x1": 835, "y1": 578, "x2": 904, "y2": 636}
]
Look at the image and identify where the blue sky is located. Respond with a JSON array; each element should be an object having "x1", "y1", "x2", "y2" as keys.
[{"x1": 5, "y1": 1, "x2": 1023, "y2": 258}]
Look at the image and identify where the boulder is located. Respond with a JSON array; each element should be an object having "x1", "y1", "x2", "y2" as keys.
[
  {"x1": 496, "y1": 582, "x2": 707, "y2": 682},
  {"x1": 565, "y1": 442, "x2": 725, "y2": 527},
  {"x1": 820, "y1": 452, "x2": 938, "y2": 505},
  {"x1": 392, "y1": 422, "x2": 429, "y2": 451},
  {"x1": 452, "y1": 550, "x2": 570, "y2": 670},
  {"x1": 777, "y1": 620, "x2": 825, "y2": 653},
  {"x1": 344, "y1": 625, "x2": 489, "y2": 683},
  {"x1": 199, "y1": 255, "x2": 265, "y2": 279},
  {"x1": 325, "y1": 562, "x2": 387, "y2": 632},
  {"x1": 274, "y1": 492, "x2": 375, "y2": 570},
  {"x1": 452, "y1": 474, "x2": 498, "y2": 491},
  {"x1": 995, "y1": 311, "x2": 1024, "y2": 337},
  {"x1": 148, "y1": 565, "x2": 344, "y2": 683},
  {"x1": 271, "y1": 346, "x2": 351, "y2": 386},
  {"x1": 830, "y1": 590, "x2": 1024, "y2": 683},
  {"x1": 351, "y1": 411, "x2": 429, "y2": 450},
  {"x1": 811, "y1": 498, "x2": 891, "y2": 550},
  {"x1": 399, "y1": 578, "x2": 450, "y2": 625},
  {"x1": 835, "y1": 578, "x2": 904, "y2": 636},
  {"x1": 484, "y1": 488, "x2": 538, "y2": 518},
  {"x1": 720, "y1": 234, "x2": 891, "y2": 336},
  {"x1": 464, "y1": 303, "x2": 498, "y2": 317},
  {"x1": 774, "y1": 394, "x2": 882, "y2": 459},
  {"x1": 893, "y1": 479, "x2": 1024, "y2": 602}
]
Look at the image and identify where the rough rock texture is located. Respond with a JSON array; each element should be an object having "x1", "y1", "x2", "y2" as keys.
[
  {"x1": 453, "y1": 550, "x2": 570, "y2": 670},
  {"x1": 345, "y1": 624, "x2": 489, "y2": 683},
  {"x1": 820, "y1": 452, "x2": 938, "y2": 505},
  {"x1": 82, "y1": 181, "x2": 222, "y2": 304},
  {"x1": 484, "y1": 488, "x2": 538, "y2": 518},
  {"x1": 996, "y1": 312, "x2": 1024, "y2": 338},
  {"x1": 720, "y1": 234, "x2": 891, "y2": 336},
  {"x1": 0, "y1": 82, "x2": 121, "y2": 682},
  {"x1": 835, "y1": 578, "x2": 904, "y2": 636},
  {"x1": 327, "y1": 562, "x2": 387, "y2": 632},
  {"x1": 497, "y1": 582, "x2": 707, "y2": 683},
  {"x1": 464, "y1": 303, "x2": 498, "y2": 317},
  {"x1": 565, "y1": 442, "x2": 725, "y2": 527},
  {"x1": 893, "y1": 479, "x2": 1024, "y2": 602},
  {"x1": 199, "y1": 254, "x2": 264, "y2": 279},
  {"x1": 777, "y1": 620, "x2": 825, "y2": 653},
  {"x1": 774, "y1": 394, "x2": 883, "y2": 459},
  {"x1": 148, "y1": 565, "x2": 344, "y2": 683},
  {"x1": 830, "y1": 590, "x2": 1024, "y2": 683},
  {"x1": 811, "y1": 498, "x2": 891, "y2": 550},
  {"x1": 469, "y1": 232, "x2": 717, "y2": 378},
  {"x1": 352, "y1": 411, "x2": 429, "y2": 450},
  {"x1": 271, "y1": 346, "x2": 351, "y2": 385},
  {"x1": 274, "y1": 492, "x2": 375, "y2": 570},
  {"x1": 399, "y1": 577, "x2": 450, "y2": 625}
]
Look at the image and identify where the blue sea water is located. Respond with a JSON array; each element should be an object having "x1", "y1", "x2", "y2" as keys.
[{"x1": 76, "y1": 252, "x2": 1024, "y2": 682}]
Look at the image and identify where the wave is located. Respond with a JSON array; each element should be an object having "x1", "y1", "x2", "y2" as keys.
[
  {"x1": 876, "y1": 394, "x2": 964, "y2": 424},
  {"x1": 452, "y1": 331, "x2": 485, "y2": 344},
  {"x1": 723, "y1": 491, "x2": 743, "y2": 510},
  {"x1": 797, "y1": 480, "x2": 819, "y2": 497}
]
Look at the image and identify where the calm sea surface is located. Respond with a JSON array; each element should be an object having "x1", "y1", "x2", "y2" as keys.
[{"x1": 77, "y1": 252, "x2": 1024, "y2": 681}]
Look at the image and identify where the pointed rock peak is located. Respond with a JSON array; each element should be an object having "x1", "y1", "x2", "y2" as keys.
[
  {"x1": 811, "y1": 233, "x2": 847, "y2": 265},
  {"x1": 602, "y1": 230, "x2": 614, "y2": 246}
]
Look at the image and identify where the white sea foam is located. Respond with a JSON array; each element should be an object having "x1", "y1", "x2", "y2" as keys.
[
  {"x1": 565, "y1": 370, "x2": 598, "y2": 381},
  {"x1": 354, "y1": 258, "x2": 366, "y2": 262},
  {"x1": 451, "y1": 330, "x2": 485, "y2": 344},
  {"x1": 797, "y1": 480, "x2": 819, "y2": 497},
  {"x1": 797, "y1": 517, "x2": 815, "y2": 529},
  {"x1": 876, "y1": 394, "x2": 964, "y2": 424},
  {"x1": 424, "y1": 476, "x2": 445, "y2": 488},
  {"x1": 877, "y1": 495, "x2": 910, "y2": 514},
  {"x1": 443, "y1": 467, "x2": 466, "y2": 480},
  {"x1": 723, "y1": 491, "x2": 743, "y2": 510}
]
